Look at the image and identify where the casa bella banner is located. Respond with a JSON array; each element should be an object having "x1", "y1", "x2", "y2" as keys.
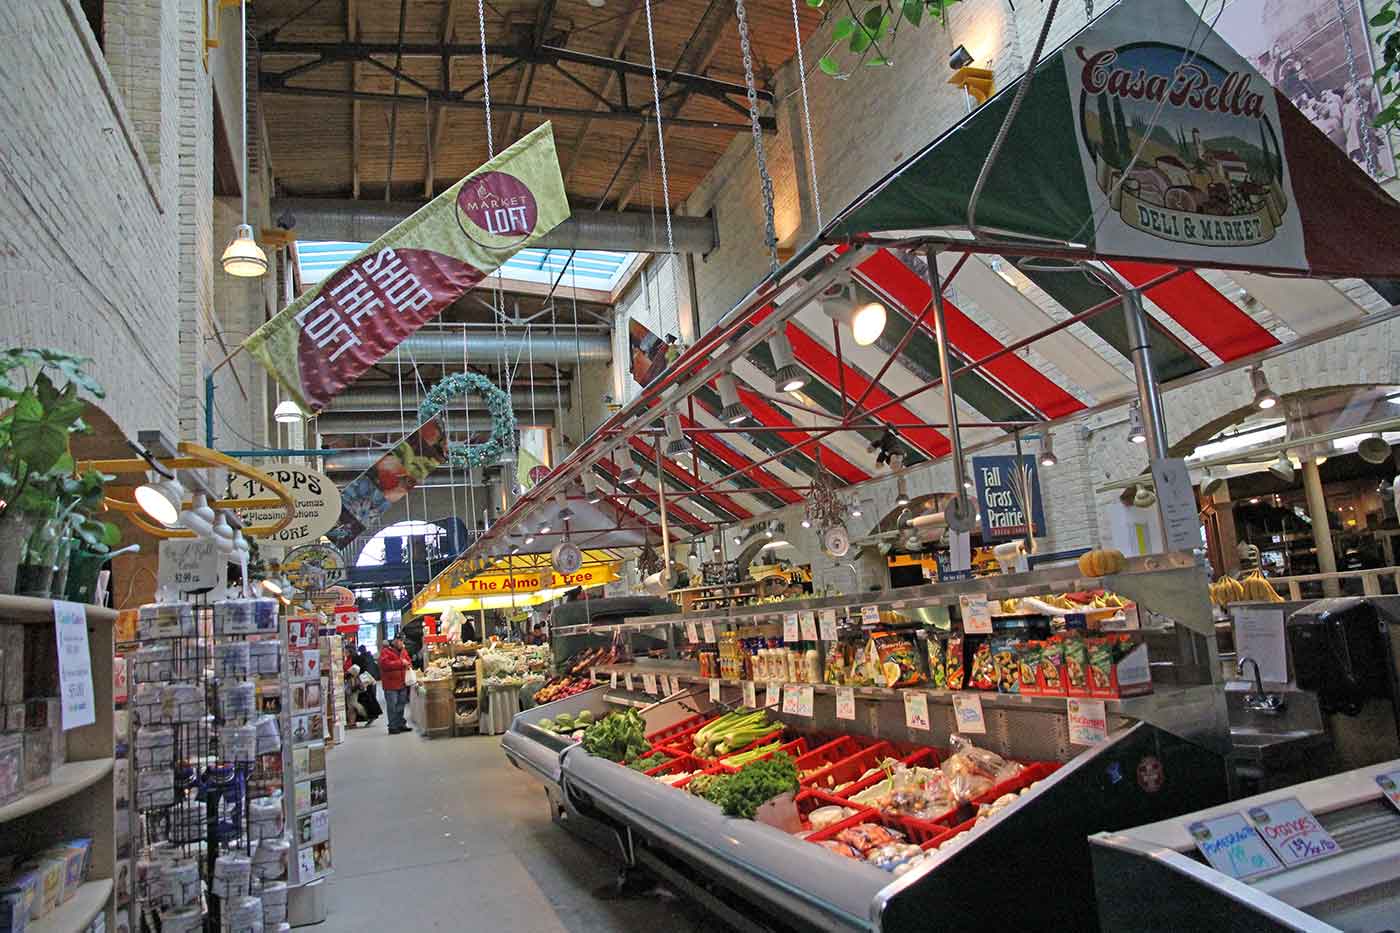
[{"x1": 243, "y1": 122, "x2": 570, "y2": 415}]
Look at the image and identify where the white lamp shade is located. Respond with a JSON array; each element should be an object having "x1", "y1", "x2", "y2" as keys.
[
  {"x1": 222, "y1": 224, "x2": 268, "y2": 277},
  {"x1": 274, "y1": 399, "x2": 305, "y2": 423},
  {"x1": 135, "y1": 475, "x2": 183, "y2": 526}
]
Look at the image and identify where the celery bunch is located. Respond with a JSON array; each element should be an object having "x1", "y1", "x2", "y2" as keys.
[
  {"x1": 720, "y1": 741, "x2": 782, "y2": 768},
  {"x1": 692, "y1": 710, "x2": 775, "y2": 759}
]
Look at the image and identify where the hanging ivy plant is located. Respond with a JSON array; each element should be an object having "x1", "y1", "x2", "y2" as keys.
[
  {"x1": 809, "y1": 0, "x2": 963, "y2": 78},
  {"x1": 416, "y1": 371, "x2": 517, "y2": 470},
  {"x1": 1370, "y1": 1, "x2": 1400, "y2": 129}
]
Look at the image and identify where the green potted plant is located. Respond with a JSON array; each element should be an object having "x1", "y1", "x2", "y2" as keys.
[{"x1": 0, "y1": 348, "x2": 111, "y2": 596}]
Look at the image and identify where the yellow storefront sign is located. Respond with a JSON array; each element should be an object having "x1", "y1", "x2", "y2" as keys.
[{"x1": 411, "y1": 557, "x2": 619, "y2": 614}]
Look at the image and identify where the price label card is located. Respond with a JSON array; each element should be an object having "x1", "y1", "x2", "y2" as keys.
[
  {"x1": 799, "y1": 611, "x2": 818, "y2": 641},
  {"x1": 765, "y1": 682, "x2": 780, "y2": 708},
  {"x1": 819, "y1": 609, "x2": 839, "y2": 641},
  {"x1": 685, "y1": 622, "x2": 699, "y2": 643},
  {"x1": 1248, "y1": 797, "x2": 1341, "y2": 867},
  {"x1": 1376, "y1": 769, "x2": 1400, "y2": 811},
  {"x1": 1067, "y1": 698, "x2": 1108, "y2": 745},
  {"x1": 610, "y1": 671, "x2": 618, "y2": 689},
  {"x1": 709, "y1": 679, "x2": 722, "y2": 702},
  {"x1": 836, "y1": 686, "x2": 856, "y2": 721},
  {"x1": 904, "y1": 691, "x2": 931, "y2": 730},
  {"x1": 623, "y1": 673, "x2": 634, "y2": 692},
  {"x1": 1188, "y1": 812, "x2": 1282, "y2": 880},
  {"x1": 642, "y1": 673, "x2": 657, "y2": 695},
  {"x1": 590, "y1": 668, "x2": 597, "y2": 683},
  {"x1": 860, "y1": 605, "x2": 881, "y2": 626},
  {"x1": 782, "y1": 685, "x2": 815, "y2": 717},
  {"x1": 959, "y1": 594, "x2": 993, "y2": 634},
  {"x1": 783, "y1": 613, "x2": 800, "y2": 642},
  {"x1": 662, "y1": 676, "x2": 675, "y2": 696},
  {"x1": 54, "y1": 601, "x2": 95, "y2": 730},
  {"x1": 702, "y1": 621, "x2": 717, "y2": 643},
  {"x1": 952, "y1": 693, "x2": 986, "y2": 734},
  {"x1": 743, "y1": 681, "x2": 757, "y2": 708}
]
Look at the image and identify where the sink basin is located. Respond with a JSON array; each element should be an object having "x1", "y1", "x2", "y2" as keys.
[{"x1": 1228, "y1": 726, "x2": 1328, "y2": 763}]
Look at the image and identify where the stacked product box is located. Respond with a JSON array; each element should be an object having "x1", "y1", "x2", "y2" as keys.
[{"x1": 0, "y1": 837, "x2": 94, "y2": 931}]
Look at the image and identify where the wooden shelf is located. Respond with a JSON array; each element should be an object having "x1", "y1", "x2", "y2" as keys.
[
  {"x1": 29, "y1": 878, "x2": 113, "y2": 933},
  {"x1": 0, "y1": 595, "x2": 117, "y2": 625},
  {"x1": 0, "y1": 759, "x2": 113, "y2": 825}
]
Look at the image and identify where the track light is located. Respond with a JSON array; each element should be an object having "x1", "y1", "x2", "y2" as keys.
[
  {"x1": 1268, "y1": 454, "x2": 1295, "y2": 482},
  {"x1": 664, "y1": 408, "x2": 692, "y2": 457},
  {"x1": 274, "y1": 399, "x2": 304, "y2": 424},
  {"x1": 717, "y1": 374, "x2": 747, "y2": 424},
  {"x1": 211, "y1": 512, "x2": 235, "y2": 553},
  {"x1": 733, "y1": 533, "x2": 743, "y2": 545},
  {"x1": 260, "y1": 576, "x2": 288, "y2": 596},
  {"x1": 618, "y1": 464, "x2": 640, "y2": 484},
  {"x1": 851, "y1": 503, "x2": 863, "y2": 517},
  {"x1": 768, "y1": 330, "x2": 807, "y2": 392},
  {"x1": 712, "y1": 539, "x2": 722, "y2": 555},
  {"x1": 583, "y1": 473, "x2": 602, "y2": 505},
  {"x1": 1250, "y1": 366, "x2": 1279, "y2": 410},
  {"x1": 949, "y1": 44, "x2": 974, "y2": 70},
  {"x1": 538, "y1": 520, "x2": 551, "y2": 534},
  {"x1": 896, "y1": 475, "x2": 911, "y2": 506},
  {"x1": 1039, "y1": 432, "x2": 1057, "y2": 467},
  {"x1": 1128, "y1": 402, "x2": 1147, "y2": 445},
  {"x1": 819, "y1": 282, "x2": 887, "y2": 347},
  {"x1": 135, "y1": 473, "x2": 184, "y2": 527},
  {"x1": 555, "y1": 493, "x2": 574, "y2": 523},
  {"x1": 524, "y1": 535, "x2": 536, "y2": 546},
  {"x1": 510, "y1": 524, "x2": 524, "y2": 539},
  {"x1": 800, "y1": 517, "x2": 812, "y2": 528},
  {"x1": 765, "y1": 525, "x2": 774, "y2": 538}
]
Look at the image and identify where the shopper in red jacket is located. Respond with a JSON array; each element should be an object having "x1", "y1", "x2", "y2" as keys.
[{"x1": 378, "y1": 635, "x2": 413, "y2": 735}]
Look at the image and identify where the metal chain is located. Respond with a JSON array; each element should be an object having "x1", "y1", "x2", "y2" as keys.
[
  {"x1": 789, "y1": 0, "x2": 822, "y2": 228},
  {"x1": 477, "y1": 0, "x2": 494, "y2": 158},
  {"x1": 735, "y1": 0, "x2": 780, "y2": 271},
  {"x1": 1335, "y1": 0, "x2": 1377, "y2": 176},
  {"x1": 641, "y1": 0, "x2": 675, "y2": 258},
  {"x1": 1085, "y1": 0, "x2": 1092, "y2": 18}
]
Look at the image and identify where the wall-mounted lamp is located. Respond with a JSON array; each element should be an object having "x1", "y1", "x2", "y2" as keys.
[
  {"x1": 949, "y1": 45, "x2": 975, "y2": 70},
  {"x1": 948, "y1": 44, "x2": 995, "y2": 106}
]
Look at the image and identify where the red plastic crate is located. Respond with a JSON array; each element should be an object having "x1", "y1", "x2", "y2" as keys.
[
  {"x1": 794, "y1": 736, "x2": 863, "y2": 776},
  {"x1": 693, "y1": 725, "x2": 786, "y2": 763},
  {"x1": 646, "y1": 753, "x2": 707, "y2": 782},
  {"x1": 897, "y1": 817, "x2": 957, "y2": 851},
  {"x1": 806, "y1": 809, "x2": 922, "y2": 864},
  {"x1": 836, "y1": 746, "x2": 944, "y2": 802},
  {"x1": 793, "y1": 788, "x2": 868, "y2": 833},
  {"x1": 799, "y1": 741, "x2": 894, "y2": 792},
  {"x1": 645, "y1": 712, "x2": 715, "y2": 746}
]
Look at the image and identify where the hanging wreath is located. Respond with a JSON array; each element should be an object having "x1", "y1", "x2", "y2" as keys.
[{"x1": 416, "y1": 371, "x2": 517, "y2": 469}]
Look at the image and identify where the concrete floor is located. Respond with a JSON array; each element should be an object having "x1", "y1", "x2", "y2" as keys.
[{"x1": 323, "y1": 724, "x2": 717, "y2": 931}]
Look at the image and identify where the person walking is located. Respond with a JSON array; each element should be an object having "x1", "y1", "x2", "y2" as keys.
[
  {"x1": 378, "y1": 636, "x2": 413, "y2": 735},
  {"x1": 355, "y1": 644, "x2": 379, "y2": 680}
]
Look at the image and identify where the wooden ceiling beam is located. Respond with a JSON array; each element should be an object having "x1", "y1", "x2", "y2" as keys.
[{"x1": 561, "y1": 1, "x2": 642, "y2": 185}]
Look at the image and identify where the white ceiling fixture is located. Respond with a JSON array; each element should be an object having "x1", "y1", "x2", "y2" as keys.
[
  {"x1": 135, "y1": 473, "x2": 183, "y2": 527},
  {"x1": 768, "y1": 329, "x2": 807, "y2": 392},
  {"x1": 717, "y1": 374, "x2": 746, "y2": 424},
  {"x1": 221, "y1": 0, "x2": 267, "y2": 278}
]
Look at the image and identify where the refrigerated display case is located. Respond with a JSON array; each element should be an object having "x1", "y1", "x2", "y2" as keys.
[
  {"x1": 1091, "y1": 759, "x2": 1400, "y2": 932},
  {"x1": 503, "y1": 552, "x2": 1236, "y2": 931}
]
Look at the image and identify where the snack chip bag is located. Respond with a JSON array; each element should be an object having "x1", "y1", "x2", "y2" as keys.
[
  {"x1": 1018, "y1": 642, "x2": 1041, "y2": 694},
  {"x1": 1038, "y1": 638, "x2": 1065, "y2": 694},
  {"x1": 927, "y1": 637, "x2": 946, "y2": 689},
  {"x1": 969, "y1": 642, "x2": 997, "y2": 691},
  {"x1": 945, "y1": 635, "x2": 965, "y2": 690},
  {"x1": 868, "y1": 632, "x2": 925, "y2": 688},
  {"x1": 991, "y1": 638, "x2": 1019, "y2": 694},
  {"x1": 1063, "y1": 634, "x2": 1089, "y2": 693},
  {"x1": 1088, "y1": 639, "x2": 1114, "y2": 692}
]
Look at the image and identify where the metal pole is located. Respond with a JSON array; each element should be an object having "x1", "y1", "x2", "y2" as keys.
[
  {"x1": 654, "y1": 442, "x2": 671, "y2": 577},
  {"x1": 1121, "y1": 288, "x2": 1170, "y2": 459},
  {"x1": 1300, "y1": 458, "x2": 1340, "y2": 597},
  {"x1": 924, "y1": 248, "x2": 969, "y2": 499}
]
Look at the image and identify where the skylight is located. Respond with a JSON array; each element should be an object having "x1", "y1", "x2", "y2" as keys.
[{"x1": 297, "y1": 241, "x2": 638, "y2": 292}]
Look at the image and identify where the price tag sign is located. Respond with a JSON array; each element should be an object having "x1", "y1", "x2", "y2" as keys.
[
  {"x1": 904, "y1": 691, "x2": 931, "y2": 730},
  {"x1": 624, "y1": 673, "x2": 634, "y2": 692},
  {"x1": 642, "y1": 673, "x2": 658, "y2": 695},
  {"x1": 743, "y1": 681, "x2": 757, "y2": 708},
  {"x1": 799, "y1": 611, "x2": 818, "y2": 641},
  {"x1": 952, "y1": 693, "x2": 986, "y2": 734},
  {"x1": 782, "y1": 685, "x2": 814, "y2": 717},
  {"x1": 54, "y1": 601, "x2": 95, "y2": 730},
  {"x1": 819, "y1": 609, "x2": 839, "y2": 641},
  {"x1": 610, "y1": 671, "x2": 618, "y2": 689},
  {"x1": 1376, "y1": 769, "x2": 1400, "y2": 811},
  {"x1": 685, "y1": 622, "x2": 699, "y2": 643},
  {"x1": 959, "y1": 594, "x2": 993, "y2": 635},
  {"x1": 783, "y1": 613, "x2": 800, "y2": 642},
  {"x1": 1067, "y1": 698, "x2": 1108, "y2": 745},
  {"x1": 860, "y1": 605, "x2": 881, "y2": 626},
  {"x1": 709, "y1": 679, "x2": 722, "y2": 702},
  {"x1": 836, "y1": 686, "x2": 856, "y2": 720},
  {"x1": 765, "y1": 682, "x2": 780, "y2": 708},
  {"x1": 1248, "y1": 797, "x2": 1341, "y2": 867},
  {"x1": 702, "y1": 621, "x2": 717, "y2": 643},
  {"x1": 1188, "y1": 812, "x2": 1282, "y2": 880}
]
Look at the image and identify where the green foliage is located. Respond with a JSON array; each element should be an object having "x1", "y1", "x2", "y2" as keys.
[
  {"x1": 809, "y1": 0, "x2": 962, "y2": 80},
  {"x1": 1372, "y1": 1, "x2": 1400, "y2": 129},
  {"x1": 0, "y1": 349, "x2": 118, "y2": 557},
  {"x1": 581, "y1": 708, "x2": 648, "y2": 763}
]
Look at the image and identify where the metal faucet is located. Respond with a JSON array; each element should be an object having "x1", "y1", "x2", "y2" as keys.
[{"x1": 1237, "y1": 657, "x2": 1286, "y2": 714}]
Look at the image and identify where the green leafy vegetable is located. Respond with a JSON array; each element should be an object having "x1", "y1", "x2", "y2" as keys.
[
  {"x1": 698, "y1": 753, "x2": 800, "y2": 819},
  {"x1": 581, "y1": 709, "x2": 648, "y2": 762},
  {"x1": 627, "y1": 752, "x2": 669, "y2": 772}
]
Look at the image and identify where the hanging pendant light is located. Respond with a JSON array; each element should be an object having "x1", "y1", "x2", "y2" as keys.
[
  {"x1": 896, "y1": 475, "x2": 911, "y2": 506},
  {"x1": 1128, "y1": 402, "x2": 1147, "y2": 445},
  {"x1": 583, "y1": 473, "x2": 603, "y2": 505},
  {"x1": 618, "y1": 464, "x2": 641, "y2": 484},
  {"x1": 819, "y1": 282, "x2": 886, "y2": 347},
  {"x1": 1250, "y1": 366, "x2": 1279, "y2": 410},
  {"x1": 222, "y1": 0, "x2": 266, "y2": 278},
  {"x1": 179, "y1": 493, "x2": 216, "y2": 537},
  {"x1": 664, "y1": 407, "x2": 692, "y2": 457},
  {"x1": 1039, "y1": 431, "x2": 1058, "y2": 467},
  {"x1": 274, "y1": 399, "x2": 304, "y2": 423},
  {"x1": 768, "y1": 329, "x2": 807, "y2": 392},
  {"x1": 717, "y1": 374, "x2": 747, "y2": 424}
]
